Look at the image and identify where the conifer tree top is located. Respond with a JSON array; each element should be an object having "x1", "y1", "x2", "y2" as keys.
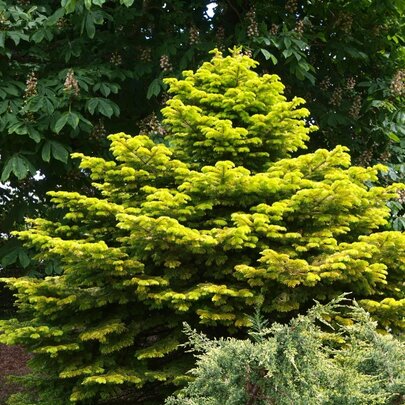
[{"x1": 162, "y1": 48, "x2": 317, "y2": 171}]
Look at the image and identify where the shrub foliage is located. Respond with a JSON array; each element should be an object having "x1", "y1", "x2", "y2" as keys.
[{"x1": 166, "y1": 297, "x2": 405, "y2": 405}]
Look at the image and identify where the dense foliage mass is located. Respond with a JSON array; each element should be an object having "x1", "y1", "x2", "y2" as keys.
[
  {"x1": 0, "y1": 51, "x2": 404, "y2": 404},
  {"x1": 166, "y1": 298, "x2": 405, "y2": 405},
  {"x1": 1, "y1": 0, "x2": 404, "y2": 282}
]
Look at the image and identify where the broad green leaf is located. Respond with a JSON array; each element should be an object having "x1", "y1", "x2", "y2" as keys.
[
  {"x1": 76, "y1": 113, "x2": 93, "y2": 127},
  {"x1": 12, "y1": 155, "x2": 36, "y2": 179},
  {"x1": 0, "y1": 101, "x2": 8, "y2": 114},
  {"x1": 27, "y1": 127, "x2": 41, "y2": 143},
  {"x1": 1, "y1": 159, "x2": 13, "y2": 182},
  {"x1": 303, "y1": 71, "x2": 316, "y2": 85},
  {"x1": 98, "y1": 99, "x2": 114, "y2": 118},
  {"x1": 54, "y1": 112, "x2": 70, "y2": 133},
  {"x1": 371, "y1": 100, "x2": 384, "y2": 108},
  {"x1": 260, "y1": 49, "x2": 277, "y2": 65},
  {"x1": 7, "y1": 32, "x2": 21, "y2": 46},
  {"x1": 26, "y1": 96, "x2": 43, "y2": 112},
  {"x1": 3, "y1": 83, "x2": 19, "y2": 96},
  {"x1": 388, "y1": 200, "x2": 403, "y2": 211},
  {"x1": 50, "y1": 141, "x2": 69, "y2": 163},
  {"x1": 85, "y1": 13, "x2": 96, "y2": 39},
  {"x1": 42, "y1": 141, "x2": 51, "y2": 162},
  {"x1": 282, "y1": 48, "x2": 293, "y2": 58},
  {"x1": 1, "y1": 249, "x2": 19, "y2": 267},
  {"x1": 283, "y1": 36, "x2": 292, "y2": 49},
  {"x1": 146, "y1": 79, "x2": 161, "y2": 99},
  {"x1": 388, "y1": 132, "x2": 400, "y2": 142},
  {"x1": 110, "y1": 102, "x2": 120, "y2": 117},
  {"x1": 44, "y1": 98, "x2": 55, "y2": 115},
  {"x1": 293, "y1": 50, "x2": 302, "y2": 61},
  {"x1": 42, "y1": 141, "x2": 69, "y2": 163},
  {"x1": 292, "y1": 38, "x2": 306, "y2": 49},
  {"x1": 87, "y1": 98, "x2": 116, "y2": 117},
  {"x1": 7, "y1": 32, "x2": 29, "y2": 45},
  {"x1": 109, "y1": 83, "x2": 120, "y2": 94},
  {"x1": 26, "y1": 96, "x2": 55, "y2": 115},
  {"x1": 31, "y1": 29, "x2": 45, "y2": 43},
  {"x1": 18, "y1": 250, "x2": 31, "y2": 268},
  {"x1": 62, "y1": 0, "x2": 77, "y2": 13},
  {"x1": 8, "y1": 121, "x2": 28, "y2": 135},
  {"x1": 46, "y1": 8, "x2": 65, "y2": 26},
  {"x1": 45, "y1": 261, "x2": 56, "y2": 275},
  {"x1": 100, "y1": 83, "x2": 111, "y2": 97},
  {"x1": 393, "y1": 217, "x2": 405, "y2": 231},
  {"x1": 55, "y1": 111, "x2": 80, "y2": 134},
  {"x1": 0, "y1": 32, "x2": 5, "y2": 48},
  {"x1": 92, "y1": 10, "x2": 104, "y2": 24},
  {"x1": 298, "y1": 61, "x2": 310, "y2": 72},
  {"x1": 87, "y1": 98, "x2": 99, "y2": 115},
  {"x1": 1, "y1": 154, "x2": 36, "y2": 181},
  {"x1": 67, "y1": 112, "x2": 80, "y2": 129}
]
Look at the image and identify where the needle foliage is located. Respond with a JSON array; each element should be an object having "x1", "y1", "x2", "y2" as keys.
[
  {"x1": 0, "y1": 50, "x2": 404, "y2": 404},
  {"x1": 166, "y1": 297, "x2": 405, "y2": 405}
]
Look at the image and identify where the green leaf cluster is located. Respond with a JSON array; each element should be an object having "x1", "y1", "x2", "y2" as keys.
[{"x1": 1, "y1": 51, "x2": 404, "y2": 404}]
